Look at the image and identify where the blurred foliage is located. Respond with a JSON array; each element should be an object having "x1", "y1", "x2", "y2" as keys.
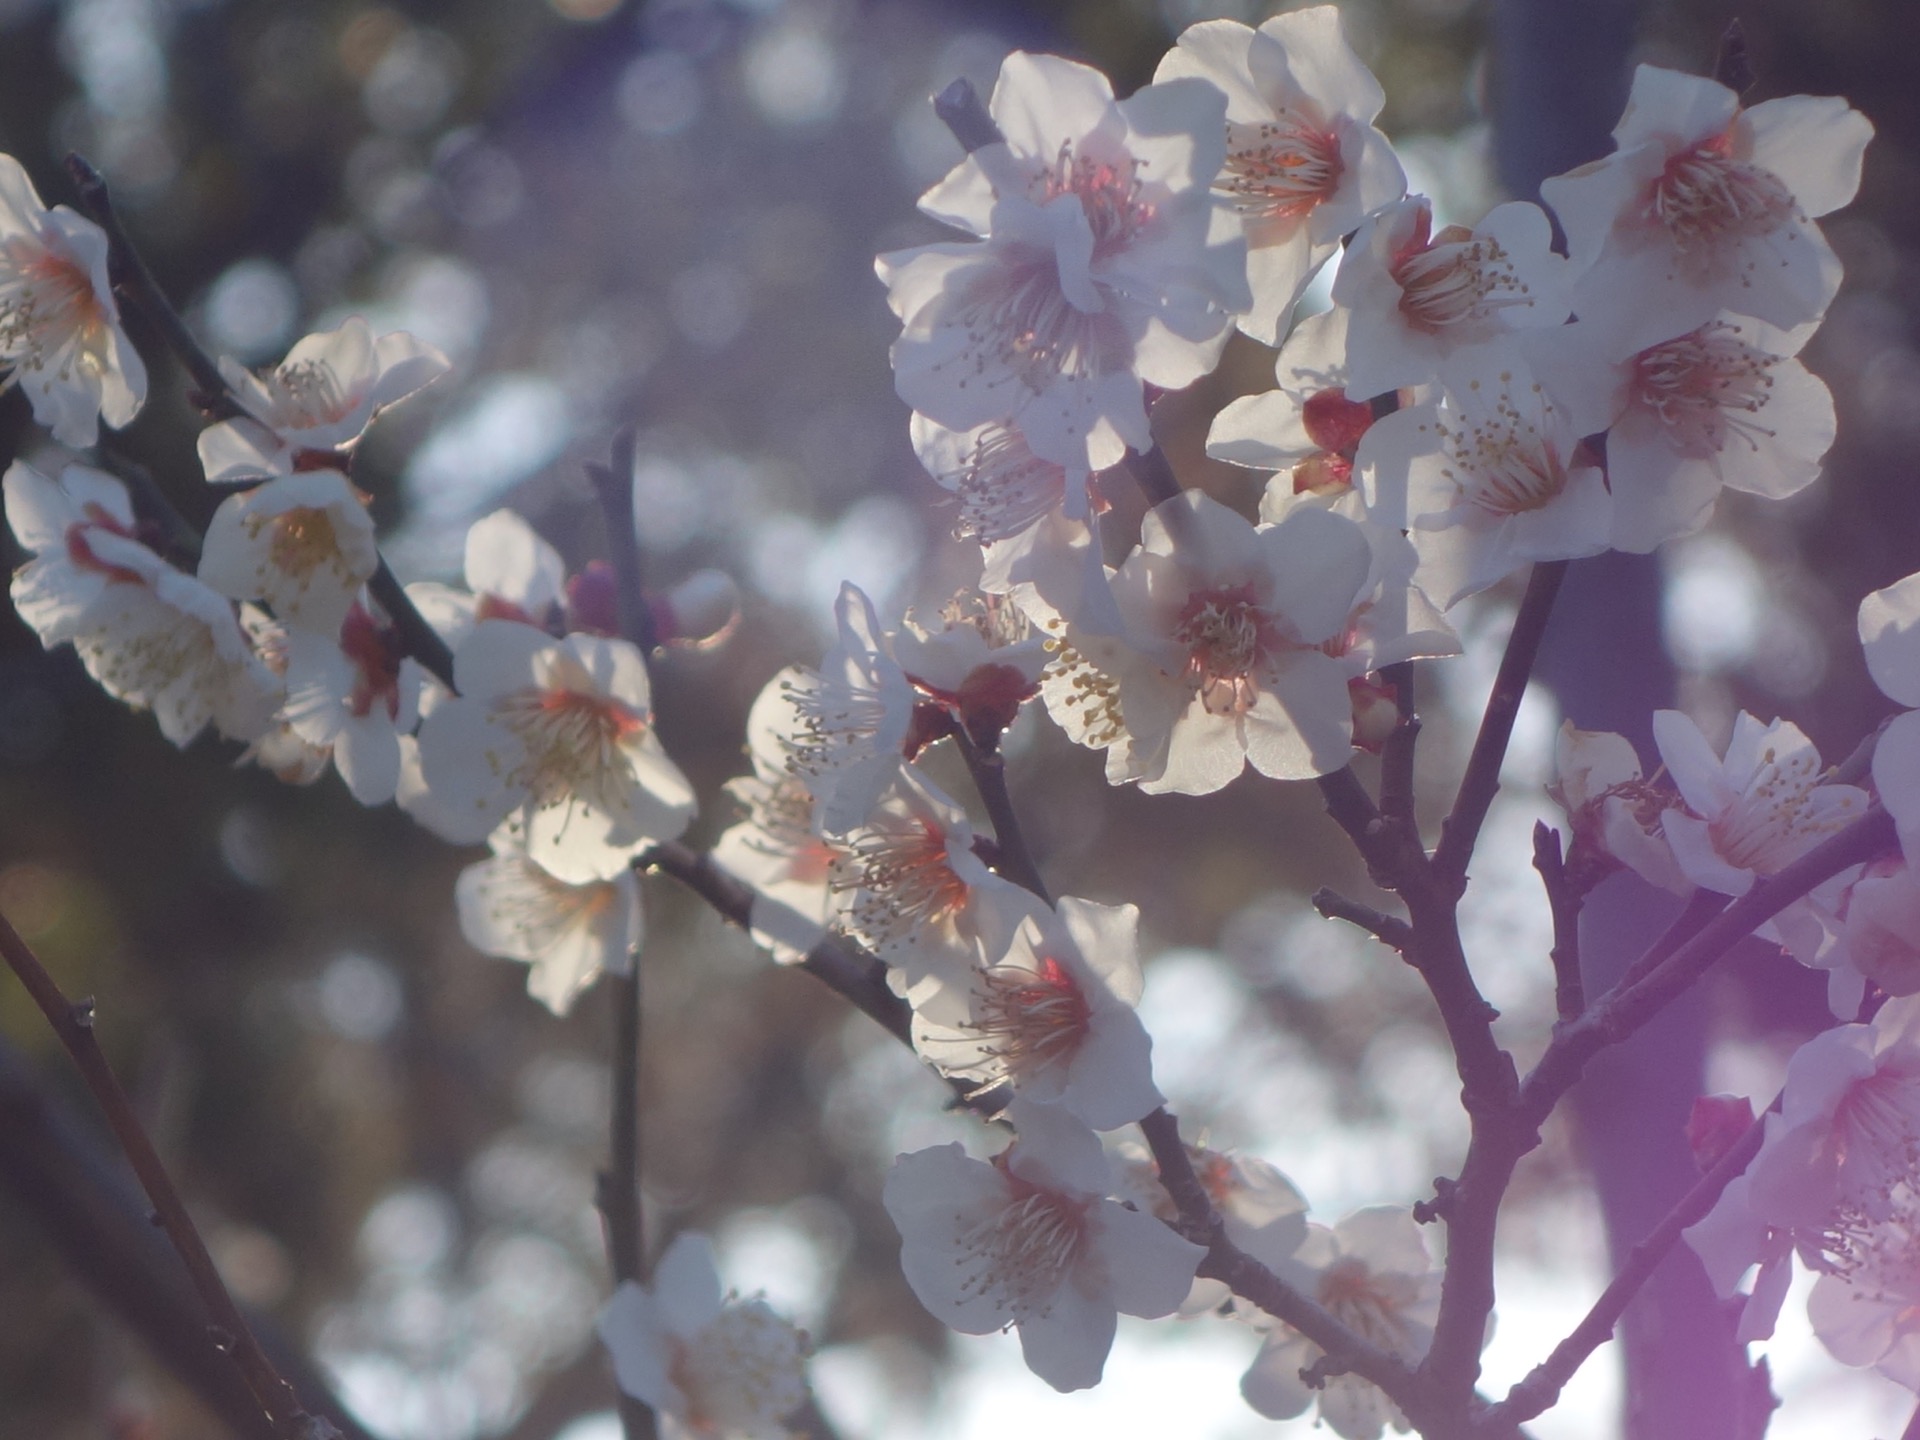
[{"x1": 0, "y1": 1, "x2": 1916, "y2": 1438}]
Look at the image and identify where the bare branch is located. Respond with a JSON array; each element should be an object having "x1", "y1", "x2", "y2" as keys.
[
  {"x1": 932, "y1": 78, "x2": 1004, "y2": 154},
  {"x1": 952, "y1": 728, "x2": 1050, "y2": 902},
  {"x1": 1312, "y1": 887, "x2": 1414, "y2": 952},
  {"x1": 1529, "y1": 823, "x2": 1584, "y2": 1022},
  {"x1": 1434, "y1": 561, "x2": 1568, "y2": 885},
  {"x1": 0, "y1": 909, "x2": 339, "y2": 1439},
  {"x1": 1488, "y1": 1099, "x2": 1769, "y2": 1427}
]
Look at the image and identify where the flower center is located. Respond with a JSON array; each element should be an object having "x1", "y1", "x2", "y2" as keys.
[
  {"x1": 1174, "y1": 583, "x2": 1280, "y2": 715},
  {"x1": 1705, "y1": 743, "x2": 1847, "y2": 874},
  {"x1": 949, "y1": 424, "x2": 1068, "y2": 542},
  {"x1": 832, "y1": 816, "x2": 970, "y2": 948},
  {"x1": 1391, "y1": 212, "x2": 1532, "y2": 335},
  {"x1": 1441, "y1": 389, "x2": 1570, "y2": 518},
  {"x1": 669, "y1": 1302, "x2": 808, "y2": 1438},
  {"x1": 782, "y1": 671, "x2": 898, "y2": 783},
  {"x1": 955, "y1": 1176, "x2": 1087, "y2": 1322},
  {"x1": 1042, "y1": 142, "x2": 1155, "y2": 261},
  {"x1": 1220, "y1": 114, "x2": 1345, "y2": 223},
  {"x1": 262, "y1": 505, "x2": 345, "y2": 582},
  {"x1": 0, "y1": 241, "x2": 106, "y2": 375},
  {"x1": 495, "y1": 684, "x2": 647, "y2": 807},
  {"x1": 952, "y1": 256, "x2": 1128, "y2": 395},
  {"x1": 1646, "y1": 129, "x2": 1795, "y2": 259},
  {"x1": 968, "y1": 953, "x2": 1093, "y2": 1082},
  {"x1": 264, "y1": 357, "x2": 359, "y2": 431},
  {"x1": 1318, "y1": 1257, "x2": 1418, "y2": 1351},
  {"x1": 1630, "y1": 321, "x2": 1779, "y2": 459}
]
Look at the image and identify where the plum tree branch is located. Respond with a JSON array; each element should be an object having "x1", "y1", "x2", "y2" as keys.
[{"x1": 0, "y1": 908, "x2": 341, "y2": 1439}]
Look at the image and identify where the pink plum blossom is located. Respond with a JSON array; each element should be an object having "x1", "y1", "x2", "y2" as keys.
[{"x1": 1859, "y1": 571, "x2": 1920, "y2": 865}]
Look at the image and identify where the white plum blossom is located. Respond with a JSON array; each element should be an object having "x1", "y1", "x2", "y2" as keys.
[
  {"x1": 456, "y1": 826, "x2": 643, "y2": 1015},
  {"x1": 1651, "y1": 708, "x2": 1867, "y2": 899},
  {"x1": 1529, "y1": 309, "x2": 1835, "y2": 552},
  {"x1": 883, "y1": 1098, "x2": 1204, "y2": 1392},
  {"x1": 1859, "y1": 571, "x2": 1920, "y2": 864},
  {"x1": 1155, "y1": 7, "x2": 1406, "y2": 343},
  {"x1": 598, "y1": 1231, "x2": 810, "y2": 1440},
  {"x1": 878, "y1": 52, "x2": 1249, "y2": 470},
  {"x1": 406, "y1": 507, "x2": 567, "y2": 650},
  {"x1": 910, "y1": 896, "x2": 1160, "y2": 1129},
  {"x1": 198, "y1": 469, "x2": 380, "y2": 636},
  {"x1": 1551, "y1": 722, "x2": 1689, "y2": 894},
  {"x1": 712, "y1": 668, "x2": 838, "y2": 965},
  {"x1": 6, "y1": 458, "x2": 145, "y2": 646},
  {"x1": 5, "y1": 458, "x2": 279, "y2": 745},
  {"x1": 414, "y1": 621, "x2": 696, "y2": 882},
  {"x1": 280, "y1": 602, "x2": 424, "y2": 805},
  {"x1": 1332, "y1": 197, "x2": 1570, "y2": 402},
  {"x1": 1208, "y1": 305, "x2": 1385, "y2": 504},
  {"x1": 1037, "y1": 492, "x2": 1371, "y2": 795},
  {"x1": 1543, "y1": 65, "x2": 1872, "y2": 337},
  {"x1": 1240, "y1": 1207, "x2": 1442, "y2": 1439},
  {"x1": 891, "y1": 590, "x2": 1051, "y2": 747},
  {"x1": 197, "y1": 316, "x2": 450, "y2": 482},
  {"x1": 1807, "y1": 1184, "x2": 1920, "y2": 1391},
  {"x1": 830, "y1": 764, "x2": 1041, "y2": 994},
  {"x1": 0, "y1": 155, "x2": 146, "y2": 447},
  {"x1": 1366, "y1": 359, "x2": 1609, "y2": 607},
  {"x1": 781, "y1": 583, "x2": 915, "y2": 836},
  {"x1": 1830, "y1": 858, "x2": 1920, "y2": 998}
]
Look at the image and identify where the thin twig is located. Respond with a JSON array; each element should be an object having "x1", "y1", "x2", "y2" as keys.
[
  {"x1": 932, "y1": 78, "x2": 1004, "y2": 153},
  {"x1": 1831, "y1": 713, "x2": 1891, "y2": 787},
  {"x1": 369, "y1": 558, "x2": 456, "y2": 692},
  {"x1": 1311, "y1": 887, "x2": 1413, "y2": 952},
  {"x1": 0, "y1": 909, "x2": 335, "y2": 1439},
  {"x1": 1434, "y1": 561, "x2": 1568, "y2": 886},
  {"x1": 1138, "y1": 1108, "x2": 1447, "y2": 1431},
  {"x1": 1487, "y1": 1099, "x2": 1770, "y2": 1427},
  {"x1": 1521, "y1": 809, "x2": 1896, "y2": 1128},
  {"x1": 952, "y1": 729, "x2": 1050, "y2": 903},
  {"x1": 1529, "y1": 823, "x2": 1584, "y2": 1022}
]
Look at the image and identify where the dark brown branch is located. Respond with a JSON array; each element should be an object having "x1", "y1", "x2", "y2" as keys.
[
  {"x1": 0, "y1": 909, "x2": 337, "y2": 1439},
  {"x1": 932, "y1": 78, "x2": 1004, "y2": 153},
  {"x1": 642, "y1": 842, "x2": 916, "y2": 1048},
  {"x1": 1312, "y1": 887, "x2": 1413, "y2": 952},
  {"x1": 1713, "y1": 20, "x2": 1756, "y2": 94},
  {"x1": 1487, "y1": 1100, "x2": 1769, "y2": 1428},
  {"x1": 368, "y1": 558, "x2": 456, "y2": 692},
  {"x1": 1434, "y1": 561, "x2": 1568, "y2": 886},
  {"x1": 1529, "y1": 824, "x2": 1584, "y2": 1022},
  {"x1": 1138, "y1": 1111, "x2": 1433, "y2": 1414},
  {"x1": 1522, "y1": 809, "x2": 1897, "y2": 1128},
  {"x1": 1125, "y1": 445, "x2": 1182, "y2": 508},
  {"x1": 952, "y1": 729, "x2": 1050, "y2": 903},
  {"x1": 585, "y1": 428, "x2": 656, "y2": 652},
  {"x1": 65, "y1": 153, "x2": 243, "y2": 422},
  {"x1": 1609, "y1": 888, "x2": 1725, "y2": 997},
  {"x1": 0, "y1": 1035, "x2": 376, "y2": 1440},
  {"x1": 1379, "y1": 661, "x2": 1421, "y2": 827}
]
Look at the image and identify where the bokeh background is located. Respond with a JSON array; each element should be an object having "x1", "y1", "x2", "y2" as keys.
[{"x1": 2, "y1": 1, "x2": 1919, "y2": 1437}]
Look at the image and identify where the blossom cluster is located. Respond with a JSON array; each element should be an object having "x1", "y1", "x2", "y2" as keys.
[{"x1": 1, "y1": 4, "x2": 1906, "y2": 1433}]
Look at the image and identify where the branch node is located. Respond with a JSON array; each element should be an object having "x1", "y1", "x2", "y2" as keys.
[
  {"x1": 70, "y1": 997, "x2": 96, "y2": 1030},
  {"x1": 1413, "y1": 1176, "x2": 1458, "y2": 1225}
]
